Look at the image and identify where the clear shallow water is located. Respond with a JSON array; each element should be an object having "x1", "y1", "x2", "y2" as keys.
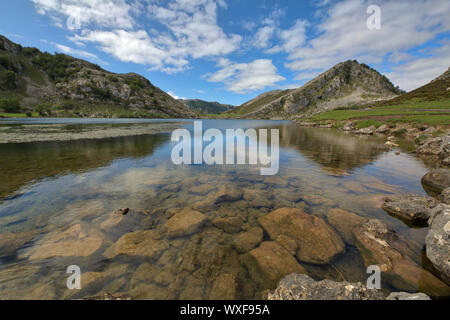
[{"x1": 0, "y1": 119, "x2": 448, "y2": 299}]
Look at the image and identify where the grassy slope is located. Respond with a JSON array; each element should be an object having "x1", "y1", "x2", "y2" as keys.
[{"x1": 311, "y1": 98, "x2": 450, "y2": 125}]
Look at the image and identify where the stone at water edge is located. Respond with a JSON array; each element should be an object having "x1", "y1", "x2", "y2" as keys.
[
  {"x1": 258, "y1": 208, "x2": 345, "y2": 265},
  {"x1": 376, "y1": 124, "x2": 390, "y2": 134},
  {"x1": 425, "y1": 204, "x2": 450, "y2": 285},
  {"x1": 386, "y1": 292, "x2": 431, "y2": 300},
  {"x1": 267, "y1": 273, "x2": 385, "y2": 300},
  {"x1": 352, "y1": 219, "x2": 450, "y2": 296},
  {"x1": 381, "y1": 194, "x2": 440, "y2": 226},
  {"x1": 164, "y1": 208, "x2": 207, "y2": 238},
  {"x1": 438, "y1": 187, "x2": 450, "y2": 204},
  {"x1": 421, "y1": 169, "x2": 450, "y2": 195}
]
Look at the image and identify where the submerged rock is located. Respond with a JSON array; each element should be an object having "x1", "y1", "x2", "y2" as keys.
[
  {"x1": 258, "y1": 208, "x2": 345, "y2": 264},
  {"x1": 353, "y1": 219, "x2": 450, "y2": 296},
  {"x1": 421, "y1": 169, "x2": 450, "y2": 195},
  {"x1": 425, "y1": 204, "x2": 450, "y2": 285},
  {"x1": 232, "y1": 227, "x2": 263, "y2": 253},
  {"x1": 103, "y1": 230, "x2": 168, "y2": 259},
  {"x1": 0, "y1": 230, "x2": 37, "y2": 257},
  {"x1": 209, "y1": 273, "x2": 237, "y2": 300},
  {"x1": 23, "y1": 223, "x2": 104, "y2": 260},
  {"x1": 267, "y1": 273, "x2": 385, "y2": 300},
  {"x1": 381, "y1": 194, "x2": 440, "y2": 226},
  {"x1": 243, "y1": 241, "x2": 306, "y2": 289},
  {"x1": 165, "y1": 208, "x2": 207, "y2": 238},
  {"x1": 212, "y1": 216, "x2": 243, "y2": 233},
  {"x1": 386, "y1": 292, "x2": 431, "y2": 300},
  {"x1": 326, "y1": 208, "x2": 367, "y2": 244}
]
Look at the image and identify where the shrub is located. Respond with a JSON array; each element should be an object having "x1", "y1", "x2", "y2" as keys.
[
  {"x1": 0, "y1": 41, "x2": 5, "y2": 51},
  {"x1": 0, "y1": 56, "x2": 9, "y2": 69},
  {"x1": 25, "y1": 111, "x2": 32, "y2": 117},
  {"x1": 392, "y1": 128, "x2": 407, "y2": 137},
  {"x1": 23, "y1": 47, "x2": 40, "y2": 56},
  {"x1": 0, "y1": 98, "x2": 22, "y2": 113},
  {"x1": 4, "y1": 70, "x2": 17, "y2": 88},
  {"x1": 35, "y1": 102, "x2": 52, "y2": 115}
]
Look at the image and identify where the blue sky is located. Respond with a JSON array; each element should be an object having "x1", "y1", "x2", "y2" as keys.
[{"x1": 1, "y1": 0, "x2": 449, "y2": 106}]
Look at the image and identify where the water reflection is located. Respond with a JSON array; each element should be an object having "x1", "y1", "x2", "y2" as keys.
[
  {"x1": 0, "y1": 134, "x2": 169, "y2": 199},
  {"x1": 0, "y1": 120, "x2": 448, "y2": 300}
]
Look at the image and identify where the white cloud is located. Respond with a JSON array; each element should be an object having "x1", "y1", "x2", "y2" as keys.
[
  {"x1": 32, "y1": 0, "x2": 134, "y2": 29},
  {"x1": 54, "y1": 43, "x2": 109, "y2": 65},
  {"x1": 387, "y1": 42, "x2": 450, "y2": 91},
  {"x1": 206, "y1": 59, "x2": 285, "y2": 94},
  {"x1": 277, "y1": 0, "x2": 450, "y2": 90},
  {"x1": 33, "y1": 0, "x2": 241, "y2": 74},
  {"x1": 168, "y1": 91, "x2": 186, "y2": 100}
]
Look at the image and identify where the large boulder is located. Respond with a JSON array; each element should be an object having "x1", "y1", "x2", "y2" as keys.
[
  {"x1": 381, "y1": 194, "x2": 440, "y2": 226},
  {"x1": 425, "y1": 204, "x2": 450, "y2": 285},
  {"x1": 243, "y1": 241, "x2": 306, "y2": 289},
  {"x1": 267, "y1": 273, "x2": 385, "y2": 300},
  {"x1": 165, "y1": 208, "x2": 207, "y2": 238},
  {"x1": 258, "y1": 208, "x2": 345, "y2": 264},
  {"x1": 421, "y1": 169, "x2": 450, "y2": 195},
  {"x1": 103, "y1": 230, "x2": 168, "y2": 259}
]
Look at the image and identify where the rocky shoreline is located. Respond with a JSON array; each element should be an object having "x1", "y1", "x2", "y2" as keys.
[
  {"x1": 297, "y1": 120, "x2": 450, "y2": 166},
  {"x1": 267, "y1": 167, "x2": 450, "y2": 300}
]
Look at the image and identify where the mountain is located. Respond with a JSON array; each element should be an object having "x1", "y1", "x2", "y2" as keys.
[
  {"x1": 228, "y1": 60, "x2": 403, "y2": 119},
  {"x1": 0, "y1": 35, "x2": 197, "y2": 118},
  {"x1": 179, "y1": 99, "x2": 234, "y2": 114}
]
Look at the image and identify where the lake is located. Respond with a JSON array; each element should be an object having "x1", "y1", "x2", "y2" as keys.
[{"x1": 0, "y1": 118, "x2": 448, "y2": 299}]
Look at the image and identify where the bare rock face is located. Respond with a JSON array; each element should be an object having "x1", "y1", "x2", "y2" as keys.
[
  {"x1": 425, "y1": 204, "x2": 450, "y2": 285},
  {"x1": 243, "y1": 241, "x2": 307, "y2": 289},
  {"x1": 381, "y1": 194, "x2": 440, "y2": 226},
  {"x1": 165, "y1": 208, "x2": 207, "y2": 238},
  {"x1": 22, "y1": 223, "x2": 104, "y2": 260},
  {"x1": 386, "y1": 292, "x2": 431, "y2": 300},
  {"x1": 258, "y1": 208, "x2": 345, "y2": 264},
  {"x1": 103, "y1": 230, "x2": 168, "y2": 259},
  {"x1": 232, "y1": 227, "x2": 263, "y2": 253},
  {"x1": 267, "y1": 274, "x2": 385, "y2": 300},
  {"x1": 421, "y1": 169, "x2": 450, "y2": 195}
]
